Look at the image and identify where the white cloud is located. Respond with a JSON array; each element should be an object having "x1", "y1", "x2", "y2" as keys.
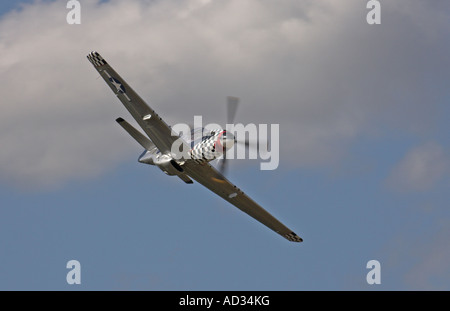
[
  {"x1": 386, "y1": 142, "x2": 449, "y2": 192},
  {"x1": 0, "y1": 0, "x2": 449, "y2": 189}
]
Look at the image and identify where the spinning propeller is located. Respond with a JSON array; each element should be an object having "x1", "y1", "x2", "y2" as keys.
[{"x1": 218, "y1": 96, "x2": 265, "y2": 176}]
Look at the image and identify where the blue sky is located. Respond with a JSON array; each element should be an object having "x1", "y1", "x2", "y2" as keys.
[{"x1": 0, "y1": 0, "x2": 449, "y2": 290}]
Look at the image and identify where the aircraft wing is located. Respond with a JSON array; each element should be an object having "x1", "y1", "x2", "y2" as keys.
[
  {"x1": 182, "y1": 161, "x2": 303, "y2": 242},
  {"x1": 87, "y1": 51, "x2": 301, "y2": 243},
  {"x1": 86, "y1": 51, "x2": 189, "y2": 158}
]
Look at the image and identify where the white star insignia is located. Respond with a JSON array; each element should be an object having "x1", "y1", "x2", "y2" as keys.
[{"x1": 110, "y1": 78, "x2": 123, "y2": 93}]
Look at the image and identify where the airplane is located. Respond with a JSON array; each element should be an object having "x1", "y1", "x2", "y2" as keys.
[{"x1": 86, "y1": 51, "x2": 302, "y2": 243}]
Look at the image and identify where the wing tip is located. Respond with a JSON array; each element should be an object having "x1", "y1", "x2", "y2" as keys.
[
  {"x1": 285, "y1": 232, "x2": 303, "y2": 243},
  {"x1": 86, "y1": 50, "x2": 108, "y2": 67},
  {"x1": 116, "y1": 117, "x2": 125, "y2": 123}
]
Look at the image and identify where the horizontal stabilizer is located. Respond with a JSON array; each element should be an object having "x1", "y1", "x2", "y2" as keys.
[{"x1": 116, "y1": 118, "x2": 156, "y2": 151}]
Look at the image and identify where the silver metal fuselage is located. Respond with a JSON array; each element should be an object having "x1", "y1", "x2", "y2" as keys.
[{"x1": 138, "y1": 128, "x2": 235, "y2": 176}]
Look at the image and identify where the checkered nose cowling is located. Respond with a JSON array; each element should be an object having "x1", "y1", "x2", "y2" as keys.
[
  {"x1": 190, "y1": 134, "x2": 222, "y2": 164},
  {"x1": 190, "y1": 139, "x2": 217, "y2": 164}
]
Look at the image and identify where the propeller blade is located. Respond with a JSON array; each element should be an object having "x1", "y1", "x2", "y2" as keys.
[
  {"x1": 219, "y1": 96, "x2": 240, "y2": 177},
  {"x1": 218, "y1": 150, "x2": 228, "y2": 176},
  {"x1": 235, "y1": 139, "x2": 270, "y2": 151},
  {"x1": 235, "y1": 140, "x2": 251, "y2": 148},
  {"x1": 227, "y1": 96, "x2": 240, "y2": 126}
]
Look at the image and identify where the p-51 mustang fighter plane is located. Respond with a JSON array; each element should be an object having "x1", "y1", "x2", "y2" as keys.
[{"x1": 87, "y1": 51, "x2": 302, "y2": 243}]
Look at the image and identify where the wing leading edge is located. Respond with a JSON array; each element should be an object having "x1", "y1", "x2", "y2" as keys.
[{"x1": 182, "y1": 162, "x2": 303, "y2": 242}]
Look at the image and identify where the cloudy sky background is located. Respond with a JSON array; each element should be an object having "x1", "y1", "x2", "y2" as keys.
[{"x1": 0, "y1": 0, "x2": 449, "y2": 290}]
